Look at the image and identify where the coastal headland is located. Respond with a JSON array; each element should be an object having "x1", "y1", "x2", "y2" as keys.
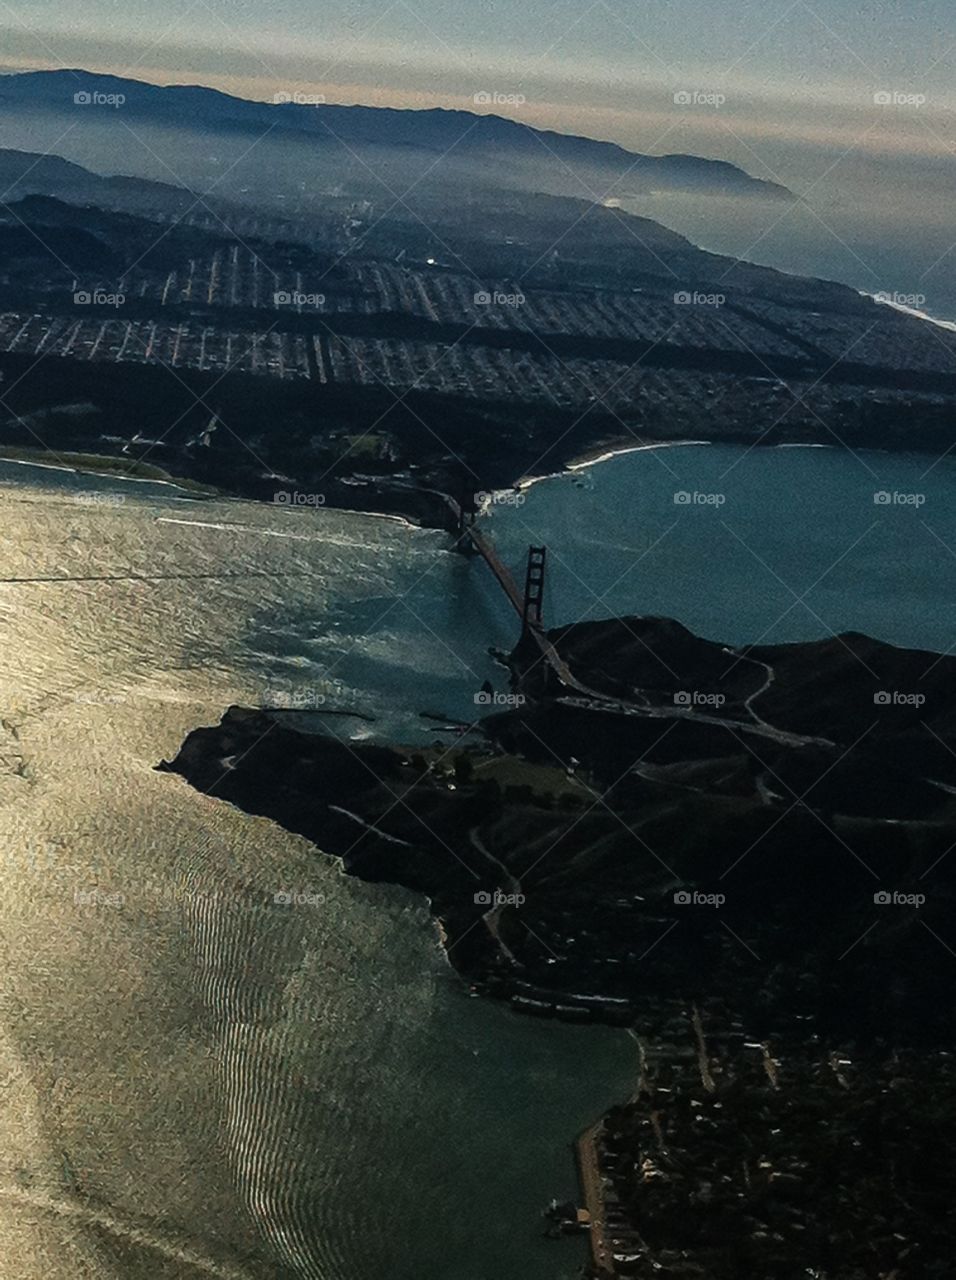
[{"x1": 161, "y1": 613, "x2": 956, "y2": 1274}]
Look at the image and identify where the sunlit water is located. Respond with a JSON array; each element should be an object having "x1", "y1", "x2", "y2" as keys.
[
  {"x1": 1, "y1": 440, "x2": 953, "y2": 1279},
  {"x1": 0, "y1": 463, "x2": 632, "y2": 1280}
]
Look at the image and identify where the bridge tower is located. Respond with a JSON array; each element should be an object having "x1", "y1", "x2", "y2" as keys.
[
  {"x1": 452, "y1": 487, "x2": 479, "y2": 555},
  {"x1": 522, "y1": 546, "x2": 547, "y2": 632}
]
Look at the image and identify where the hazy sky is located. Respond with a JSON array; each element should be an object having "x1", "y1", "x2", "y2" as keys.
[{"x1": 2, "y1": 1, "x2": 954, "y2": 173}]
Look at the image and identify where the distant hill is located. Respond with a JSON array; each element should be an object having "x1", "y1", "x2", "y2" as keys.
[
  {"x1": 0, "y1": 192, "x2": 275, "y2": 280},
  {"x1": 0, "y1": 145, "x2": 193, "y2": 214},
  {"x1": 0, "y1": 69, "x2": 793, "y2": 204}
]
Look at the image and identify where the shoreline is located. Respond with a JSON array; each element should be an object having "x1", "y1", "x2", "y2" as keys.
[
  {"x1": 158, "y1": 605, "x2": 956, "y2": 1036},
  {"x1": 575, "y1": 1122, "x2": 612, "y2": 1276},
  {"x1": 565, "y1": 438, "x2": 712, "y2": 473},
  {"x1": 0, "y1": 452, "x2": 429, "y2": 532},
  {"x1": 861, "y1": 289, "x2": 956, "y2": 334},
  {"x1": 0, "y1": 449, "x2": 220, "y2": 496},
  {"x1": 1, "y1": 428, "x2": 953, "y2": 533},
  {"x1": 515, "y1": 439, "x2": 711, "y2": 492}
]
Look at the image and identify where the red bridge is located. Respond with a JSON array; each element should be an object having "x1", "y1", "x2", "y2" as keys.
[{"x1": 444, "y1": 496, "x2": 578, "y2": 689}]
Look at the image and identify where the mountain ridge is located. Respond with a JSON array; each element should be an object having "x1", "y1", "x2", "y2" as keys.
[{"x1": 0, "y1": 68, "x2": 793, "y2": 203}]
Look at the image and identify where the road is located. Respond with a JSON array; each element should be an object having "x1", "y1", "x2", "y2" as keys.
[{"x1": 576, "y1": 1124, "x2": 614, "y2": 1274}]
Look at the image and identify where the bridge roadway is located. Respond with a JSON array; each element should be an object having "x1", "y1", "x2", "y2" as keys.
[{"x1": 444, "y1": 498, "x2": 580, "y2": 690}]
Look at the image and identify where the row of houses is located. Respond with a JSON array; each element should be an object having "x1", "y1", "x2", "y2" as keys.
[{"x1": 0, "y1": 312, "x2": 312, "y2": 381}]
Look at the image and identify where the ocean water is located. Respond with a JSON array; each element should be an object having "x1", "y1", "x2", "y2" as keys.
[
  {"x1": 1, "y1": 439, "x2": 953, "y2": 1280},
  {"x1": 489, "y1": 443, "x2": 956, "y2": 654},
  {"x1": 0, "y1": 463, "x2": 632, "y2": 1280}
]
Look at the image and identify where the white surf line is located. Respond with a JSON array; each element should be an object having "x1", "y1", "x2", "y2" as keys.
[
  {"x1": 565, "y1": 440, "x2": 713, "y2": 472},
  {"x1": 0, "y1": 455, "x2": 202, "y2": 494},
  {"x1": 516, "y1": 440, "x2": 711, "y2": 491},
  {"x1": 320, "y1": 506, "x2": 420, "y2": 530},
  {"x1": 0, "y1": 1185, "x2": 259, "y2": 1279},
  {"x1": 0, "y1": 457, "x2": 85, "y2": 477},
  {"x1": 157, "y1": 510, "x2": 423, "y2": 542},
  {"x1": 863, "y1": 291, "x2": 956, "y2": 333},
  {"x1": 156, "y1": 516, "x2": 410, "y2": 550},
  {"x1": 0, "y1": 458, "x2": 421, "y2": 528}
]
